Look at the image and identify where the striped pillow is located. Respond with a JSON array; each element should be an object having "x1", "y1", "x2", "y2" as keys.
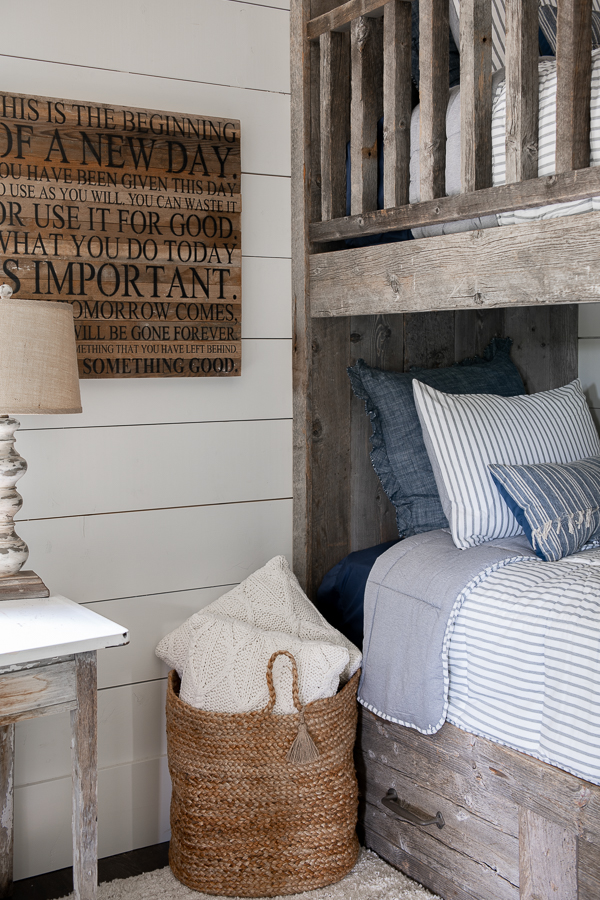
[
  {"x1": 489, "y1": 456, "x2": 600, "y2": 561},
  {"x1": 412, "y1": 379, "x2": 600, "y2": 550}
]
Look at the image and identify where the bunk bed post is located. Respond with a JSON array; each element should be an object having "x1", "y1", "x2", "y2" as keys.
[
  {"x1": 291, "y1": 0, "x2": 316, "y2": 592},
  {"x1": 419, "y1": 0, "x2": 450, "y2": 200},
  {"x1": 460, "y1": 0, "x2": 493, "y2": 191},
  {"x1": 505, "y1": 0, "x2": 539, "y2": 182},
  {"x1": 556, "y1": 0, "x2": 592, "y2": 172},
  {"x1": 382, "y1": 0, "x2": 412, "y2": 208}
]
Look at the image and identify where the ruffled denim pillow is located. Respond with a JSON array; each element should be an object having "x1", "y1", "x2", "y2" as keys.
[{"x1": 347, "y1": 338, "x2": 525, "y2": 538}]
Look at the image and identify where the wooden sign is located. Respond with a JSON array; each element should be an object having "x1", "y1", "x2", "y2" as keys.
[{"x1": 0, "y1": 92, "x2": 241, "y2": 377}]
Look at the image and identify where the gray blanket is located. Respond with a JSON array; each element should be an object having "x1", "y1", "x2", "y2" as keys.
[{"x1": 358, "y1": 529, "x2": 534, "y2": 733}]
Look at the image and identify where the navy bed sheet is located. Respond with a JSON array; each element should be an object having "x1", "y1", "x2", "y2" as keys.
[{"x1": 315, "y1": 540, "x2": 399, "y2": 648}]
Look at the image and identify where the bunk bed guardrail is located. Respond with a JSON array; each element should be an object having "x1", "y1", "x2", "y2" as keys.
[{"x1": 308, "y1": 0, "x2": 597, "y2": 244}]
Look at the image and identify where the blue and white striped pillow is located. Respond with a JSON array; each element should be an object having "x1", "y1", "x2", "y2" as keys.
[
  {"x1": 489, "y1": 456, "x2": 600, "y2": 561},
  {"x1": 412, "y1": 379, "x2": 600, "y2": 550}
]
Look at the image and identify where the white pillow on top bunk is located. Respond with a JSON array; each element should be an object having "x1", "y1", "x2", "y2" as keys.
[{"x1": 413, "y1": 379, "x2": 600, "y2": 550}]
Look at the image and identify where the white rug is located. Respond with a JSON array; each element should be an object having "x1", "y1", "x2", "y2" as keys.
[{"x1": 60, "y1": 849, "x2": 440, "y2": 899}]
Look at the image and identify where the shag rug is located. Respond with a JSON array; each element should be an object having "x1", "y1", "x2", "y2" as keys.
[{"x1": 59, "y1": 850, "x2": 440, "y2": 899}]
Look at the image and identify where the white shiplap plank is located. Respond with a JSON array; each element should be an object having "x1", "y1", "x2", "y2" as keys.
[
  {"x1": 13, "y1": 755, "x2": 172, "y2": 880},
  {"x1": 235, "y1": 0, "x2": 290, "y2": 10},
  {"x1": 0, "y1": 57, "x2": 291, "y2": 177},
  {"x1": 17, "y1": 498, "x2": 292, "y2": 603},
  {"x1": 242, "y1": 256, "x2": 292, "y2": 338},
  {"x1": 2, "y1": 0, "x2": 290, "y2": 94},
  {"x1": 91, "y1": 587, "x2": 234, "y2": 689},
  {"x1": 14, "y1": 680, "x2": 167, "y2": 787},
  {"x1": 18, "y1": 337, "x2": 292, "y2": 430},
  {"x1": 579, "y1": 305, "x2": 600, "y2": 338},
  {"x1": 242, "y1": 173, "x2": 292, "y2": 259},
  {"x1": 578, "y1": 338, "x2": 600, "y2": 409},
  {"x1": 17, "y1": 418, "x2": 292, "y2": 519}
]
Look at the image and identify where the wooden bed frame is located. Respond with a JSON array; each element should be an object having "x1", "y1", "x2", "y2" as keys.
[{"x1": 291, "y1": 0, "x2": 600, "y2": 896}]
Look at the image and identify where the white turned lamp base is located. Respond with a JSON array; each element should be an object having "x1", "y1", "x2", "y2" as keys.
[{"x1": 0, "y1": 416, "x2": 29, "y2": 577}]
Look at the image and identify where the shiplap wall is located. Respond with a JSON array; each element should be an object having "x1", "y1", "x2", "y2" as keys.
[{"x1": 1, "y1": 0, "x2": 292, "y2": 879}]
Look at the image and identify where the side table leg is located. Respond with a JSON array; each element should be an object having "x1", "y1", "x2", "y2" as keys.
[
  {"x1": 71, "y1": 651, "x2": 98, "y2": 900},
  {"x1": 0, "y1": 724, "x2": 14, "y2": 899}
]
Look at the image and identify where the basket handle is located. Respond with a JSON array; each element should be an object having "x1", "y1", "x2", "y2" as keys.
[
  {"x1": 264, "y1": 650, "x2": 320, "y2": 764},
  {"x1": 265, "y1": 650, "x2": 302, "y2": 714}
]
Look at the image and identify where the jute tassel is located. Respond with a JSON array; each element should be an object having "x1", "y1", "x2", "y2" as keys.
[{"x1": 287, "y1": 707, "x2": 320, "y2": 764}]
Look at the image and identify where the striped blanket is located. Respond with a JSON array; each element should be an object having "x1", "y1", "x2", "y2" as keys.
[
  {"x1": 448, "y1": 548, "x2": 600, "y2": 784},
  {"x1": 360, "y1": 532, "x2": 600, "y2": 785}
]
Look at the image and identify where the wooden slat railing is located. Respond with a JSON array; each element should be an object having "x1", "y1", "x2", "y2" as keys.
[
  {"x1": 319, "y1": 31, "x2": 350, "y2": 220},
  {"x1": 382, "y1": 0, "x2": 412, "y2": 207},
  {"x1": 556, "y1": 0, "x2": 592, "y2": 171},
  {"x1": 505, "y1": 0, "x2": 539, "y2": 182},
  {"x1": 460, "y1": 0, "x2": 492, "y2": 191},
  {"x1": 419, "y1": 0, "x2": 449, "y2": 200},
  {"x1": 306, "y1": 0, "x2": 598, "y2": 244},
  {"x1": 350, "y1": 16, "x2": 383, "y2": 213}
]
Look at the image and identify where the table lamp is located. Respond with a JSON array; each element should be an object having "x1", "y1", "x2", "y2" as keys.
[{"x1": 0, "y1": 284, "x2": 81, "y2": 600}]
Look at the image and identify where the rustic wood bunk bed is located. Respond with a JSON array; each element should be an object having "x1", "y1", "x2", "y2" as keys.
[{"x1": 291, "y1": 0, "x2": 600, "y2": 896}]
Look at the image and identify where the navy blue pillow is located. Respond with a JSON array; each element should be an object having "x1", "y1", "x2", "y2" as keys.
[
  {"x1": 490, "y1": 456, "x2": 600, "y2": 561},
  {"x1": 348, "y1": 338, "x2": 526, "y2": 538},
  {"x1": 315, "y1": 540, "x2": 399, "y2": 648}
]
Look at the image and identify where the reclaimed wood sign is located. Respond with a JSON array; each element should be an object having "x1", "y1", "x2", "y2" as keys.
[{"x1": 0, "y1": 92, "x2": 241, "y2": 377}]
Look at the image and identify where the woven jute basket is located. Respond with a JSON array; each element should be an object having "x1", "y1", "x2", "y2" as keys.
[{"x1": 167, "y1": 650, "x2": 360, "y2": 897}]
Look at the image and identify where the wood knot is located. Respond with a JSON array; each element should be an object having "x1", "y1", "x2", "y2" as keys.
[
  {"x1": 390, "y1": 275, "x2": 400, "y2": 295},
  {"x1": 312, "y1": 419, "x2": 322, "y2": 441},
  {"x1": 350, "y1": 332, "x2": 361, "y2": 343},
  {"x1": 474, "y1": 292, "x2": 483, "y2": 305}
]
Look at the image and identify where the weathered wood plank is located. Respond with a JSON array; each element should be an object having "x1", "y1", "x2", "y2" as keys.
[
  {"x1": 556, "y1": 0, "x2": 592, "y2": 172},
  {"x1": 360, "y1": 756, "x2": 520, "y2": 885},
  {"x1": 291, "y1": 0, "x2": 315, "y2": 592},
  {"x1": 404, "y1": 312, "x2": 456, "y2": 368},
  {"x1": 349, "y1": 314, "x2": 403, "y2": 549},
  {"x1": 382, "y1": 0, "x2": 412, "y2": 208},
  {"x1": 0, "y1": 661, "x2": 76, "y2": 721},
  {"x1": 0, "y1": 725, "x2": 14, "y2": 899},
  {"x1": 351, "y1": 16, "x2": 383, "y2": 214},
  {"x1": 460, "y1": 0, "x2": 492, "y2": 191},
  {"x1": 504, "y1": 0, "x2": 539, "y2": 182},
  {"x1": 358, "y1": 710, "x2": 600, "y2": 835},
  {"x1": 503, "y1": 304, "x2": 579, "y2": 392},
  {"x1": 310, "y1": 211, "x2": 600, "y2": 316},
  {"x1": 362, "y1": 799, "x2": 518, "y2": 900},
  {"x1": 320, "y1": 30, "x2": 350, "y2": 221},
  {"x1": 0, "y1": 699, "x2": 78, "y2": 727},
  {"x1": 309, "y1": 164, "x2": 600, "y2": 241},
  {"x1": 307, "y1": 0, "x2": 386, "y2": 40},
  {"x1": 310, "y1": 317, "x2": 352, "y2": 597},
  {"x1": 519, "y1": 808, "x2": 578, "y2": 900},
  {"x1": 579, "y1": 837, "x2": 600, "y2": 900},
  {"x1": 419, "y1": 0, "x2": 449, "y2": 200},
  {"x1": 71, "y1": 651, "x2": 98, "y2": 900},
  {"x1": 357, "y1": 708, "x2": 520, "y2": 837},
  {"x1": 454, "y1": 308, "x2": 505, "y2": 359},
  {"x1": 361, "y1": 820, "x2": 492, "y2": 900}
]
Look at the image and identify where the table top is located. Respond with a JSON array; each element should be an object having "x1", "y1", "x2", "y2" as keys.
[{"x1": 0, "y1": 595, "x2": 129, "y2": 667}]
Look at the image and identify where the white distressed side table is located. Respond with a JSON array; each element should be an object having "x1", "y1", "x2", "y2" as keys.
[{"x1": 0, "y1": 596, "x2": 129, "y2": 900}]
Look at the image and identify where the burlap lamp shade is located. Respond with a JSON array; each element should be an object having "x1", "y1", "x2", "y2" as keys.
[
  {"x1": 0, "y1": 291, "x2": 81, "y2": 584},
  {"x1": 0, "y1": 296, "x2": 81, "y2": 414}
]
